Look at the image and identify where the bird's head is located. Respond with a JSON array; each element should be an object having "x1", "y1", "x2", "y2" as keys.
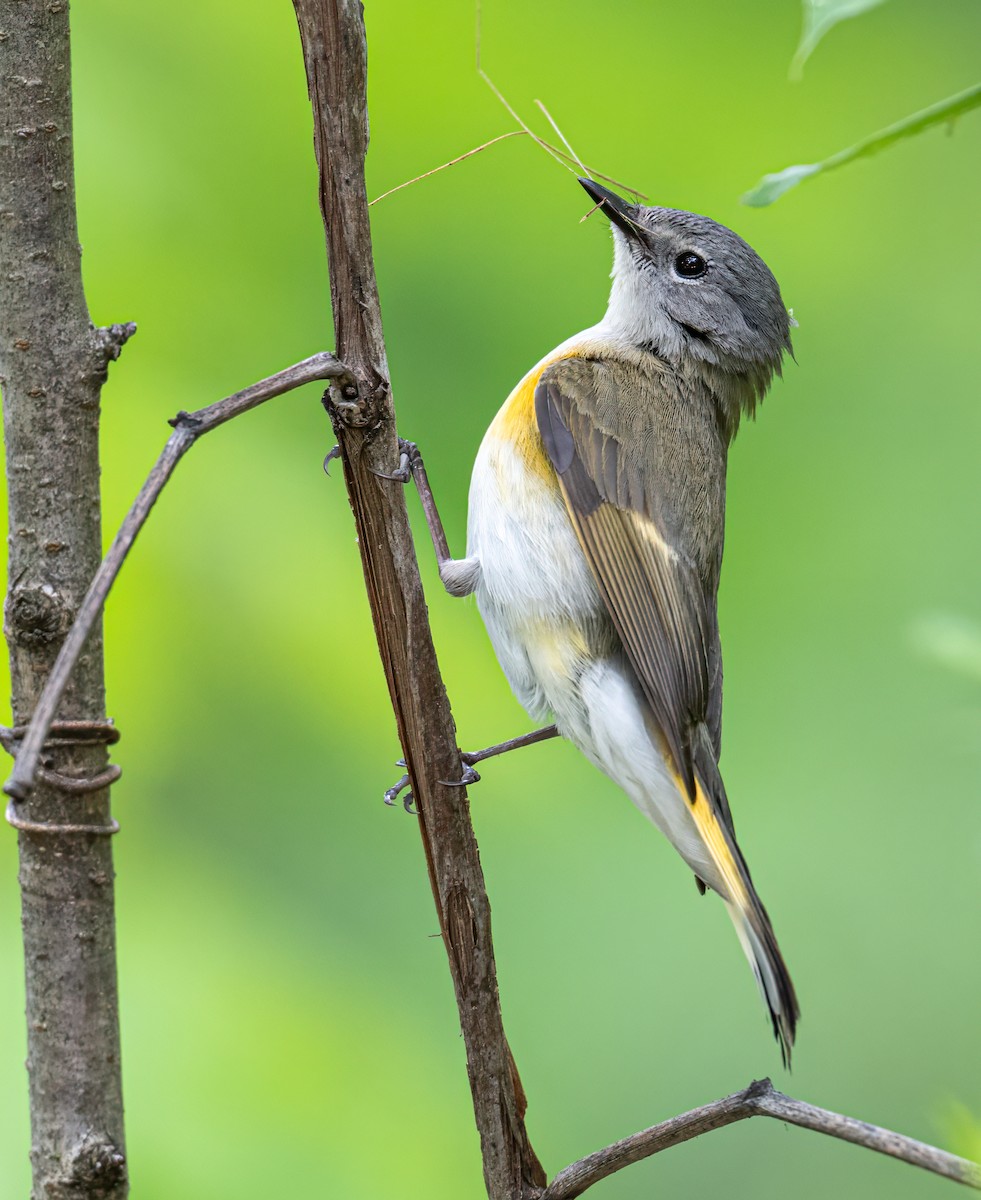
[{"x1": 580, "y1": 178, "x2": 793, "y2": 414}]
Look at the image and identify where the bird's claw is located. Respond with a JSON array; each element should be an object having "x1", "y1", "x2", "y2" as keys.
[
  {"x1": 385, "y1": 750, "x2": 480, "y2": 809},
  {"x1": 323, "y1": 444, "x2": 341, "y2": 475},
  {"x1": 439, "y1": 762, "x2": 481, "y2": 788},
  {"x1": 383, "y1": 771, "x2": 416, "y2": 814},
  {"x1": 371, "y1": 438, "x2": 420, "y2": 484}
]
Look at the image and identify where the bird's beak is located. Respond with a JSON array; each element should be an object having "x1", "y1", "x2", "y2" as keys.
[{"x1": 578, "y1": 177, "x2": 642, "y2": 240}]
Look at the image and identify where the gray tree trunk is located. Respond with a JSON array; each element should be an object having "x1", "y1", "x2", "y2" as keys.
[{"x1": 0, "y1": 1, "x2": 129, "y2": 1196}]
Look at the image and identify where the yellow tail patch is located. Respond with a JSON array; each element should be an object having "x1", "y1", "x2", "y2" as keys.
[{"x1": 677, "y1": 770, "x2": 750, "y2": 908}]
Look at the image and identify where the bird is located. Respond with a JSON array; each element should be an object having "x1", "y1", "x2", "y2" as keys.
[{"x1": 427, "y1": 176, "x2": 799, "y2": 1062}]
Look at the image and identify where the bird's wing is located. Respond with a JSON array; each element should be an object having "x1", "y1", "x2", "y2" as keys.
[{"x1": 534, "y1": 354, "x2": 724, "y2": 804}]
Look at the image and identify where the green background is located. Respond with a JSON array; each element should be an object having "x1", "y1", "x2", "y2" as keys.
[{"x1": 2, "y1": 0, "x2": 979, "y2": 1195}]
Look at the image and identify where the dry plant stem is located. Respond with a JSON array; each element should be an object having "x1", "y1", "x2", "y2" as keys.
[
  {"x1": 4, "y1": 352, "x2": 348, "y2": 802},
  {"x1": 0, "y1": 2, "x2": 128, "y2": 1194},
  {"x1": 290, "y1": 2, "x2": 545, "y2": 1197},
  {"x1": 544, "y1": 1078, "x2": 981, "y2": 1199},
  {"x1": 369, "y1": 130, "x2": 644, "y2": 207}
]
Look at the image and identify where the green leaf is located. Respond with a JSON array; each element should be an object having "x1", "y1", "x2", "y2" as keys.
[
  {"x1": 791, "y1": 0, "x2": 887, "y2": 80},
  {"x1": 742, "y1": 82, "x2": 981, "y2": 206}
]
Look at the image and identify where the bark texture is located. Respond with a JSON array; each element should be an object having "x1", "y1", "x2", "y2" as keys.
[
  {"x1": 0, "y1": 1, "x2": 128, "y2": 1196},
  {"x1": 290, "y1": 2, "x2": 545, "y2": 1197}
]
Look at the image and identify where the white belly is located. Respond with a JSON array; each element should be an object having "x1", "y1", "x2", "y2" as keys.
[
  {"x1": 467, "y1": 430, "x2": 601, "y2": 724},
  {"x1": 465, "y1": 429, "x2": 719, "y2": 885}
]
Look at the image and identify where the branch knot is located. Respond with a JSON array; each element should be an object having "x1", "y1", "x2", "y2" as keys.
[{"x1": 94, "y1": 321, "x2": 137, "y2": 363}]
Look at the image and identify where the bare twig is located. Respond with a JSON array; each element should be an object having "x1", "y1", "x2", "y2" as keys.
[
  {"x1": 533, "y1": 100, "x2": 587, "y2": 177},
  {"x1": 370, "y1": 130, "x2": 644, "y2": 207},
  {"x1": 543, "y1": 1078, "x2": 981, "y2": 1199},
  {"x1": 479, "y1": 68, "x2": 574, "y2": 176},
  {"x1": 3, "y1": 353, "x2": 350, "y2": 802},
  {"x1": 290, "y1": 3, "x2": 545, "y2": 1198},
  {"x1": 370, "y1": 131, "x2": 524, "y2": 204}
]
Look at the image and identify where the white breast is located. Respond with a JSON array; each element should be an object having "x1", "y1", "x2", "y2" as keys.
[{"x1": 466, "y1": 430, "x2": 603, "y2": 723}]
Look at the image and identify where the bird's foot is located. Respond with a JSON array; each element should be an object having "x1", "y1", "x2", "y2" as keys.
[
  {"x1": 371, "y1": 437, "x2": 420, "y2": 484},
  {"x1": 383, "y1": 762, "x2": 416, "y2": 814},
  {"x1": 383, "y1": 728, "x2": 558, "y2": 810},
  {"x1": 439, "y1": 762, "x2": 481, "y2": 788}
]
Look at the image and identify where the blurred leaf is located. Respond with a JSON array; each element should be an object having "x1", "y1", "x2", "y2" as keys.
[
  {"x1": 791, "y1": 0, "x2": 887, "y2": 80},
  {"x1": 910, "y1": 612, "x2": 981, "y2": 683},
  {"x1": 742, "y1": 82, "x2": 981, "y2": 205},
  {"x1": 740, "y1": 162, "x2": 821, "y2": 206},
  {"x1": 940, "y1": 1101, "x2": 981, "y2": 1162}
]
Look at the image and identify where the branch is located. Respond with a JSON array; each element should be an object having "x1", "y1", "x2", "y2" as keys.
[
  {"x1": 543, "y1": 1079, "x2": 981, "y2": 1199},
  {"x1": 4, "y1": 352, "x2": 349, "y2": 802},
  {"x1": 290, "y1": 3, "x2": 545, "y2": 1197}
]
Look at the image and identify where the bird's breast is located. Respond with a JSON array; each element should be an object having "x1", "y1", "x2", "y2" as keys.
[
  {"x1": 484, "y1": 355, "x2": 558, "y2": 486},
  {"x1": 468, "y1": 350, "x2": 598, "y2": 622}
]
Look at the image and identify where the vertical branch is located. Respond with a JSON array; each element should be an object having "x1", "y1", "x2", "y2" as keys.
[
  {"x1": 0, "y1": 2, "x2": 128, "y2": 1196},
  {"x1": 290, "y1": 2, "x2": 545, "y2": 1197}
]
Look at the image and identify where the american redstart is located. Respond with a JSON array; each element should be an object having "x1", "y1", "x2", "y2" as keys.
[{"x1": 404, "y1": 177, "x2": 799, "y2": 1062}]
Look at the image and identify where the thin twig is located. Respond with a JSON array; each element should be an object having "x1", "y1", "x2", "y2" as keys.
[
  {"x1": 370, "y1": 131, "x2": 644, "y2": 208},
  {"x1": 369, "y1": 131, "x2": 525, "y2": 205},
  {"x1": 3, "y1": 352, "x2": 351, "y2": 801},
  {"x1": 542, "y1": 1078, "x2": 981, "y2": 1199},
  {"x1": 479, "y1": 68, "x2": 572, "y2": 175},
  {"x1": 534, "y1": 100, "x2": 587, "y2": 177}
]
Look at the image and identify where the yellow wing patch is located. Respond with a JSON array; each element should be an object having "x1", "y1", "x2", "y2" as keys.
[{"x1": 487, "y1": 348, "x2": 585, "y2": 483}]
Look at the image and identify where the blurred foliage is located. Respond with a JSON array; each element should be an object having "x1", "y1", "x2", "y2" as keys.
[
  {"x1": 750, "y1": 1, "x2": 981, "y2": 205},
  {"x1": 944, "y1": 1103, "x2": 981, "y2": 1164},
  {"x1": 744, "y1": 81, "x2": 981, "y2": 205},
  {"x1": 790, "y1": 0, "x2": 887, "y2": 80},
  {"x1": 1, "y1": 1, "x2": 979, "y2": 1197},
  {"x1": 910, "y1": 614, "x2": 981, "y2": 684}
]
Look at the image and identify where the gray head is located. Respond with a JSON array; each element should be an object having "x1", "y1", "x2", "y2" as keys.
[{"x1": 581, "y1": 178, "x2": 792, "y2": 419}]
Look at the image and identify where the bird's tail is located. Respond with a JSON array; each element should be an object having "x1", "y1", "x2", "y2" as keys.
[
  {"x1": 685, "y1": 738, "x2": 800, "y2": 1065},
  {"x1": 721, "y1": 893, "x2": 799, "y2": 1066}
]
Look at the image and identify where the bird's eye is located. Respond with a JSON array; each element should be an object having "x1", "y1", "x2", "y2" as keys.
[{"x1": 674, "y1": 252, "x2": 707, "y2": 279}]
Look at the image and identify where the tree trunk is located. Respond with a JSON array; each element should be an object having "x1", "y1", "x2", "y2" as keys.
[{"x1": 0, "y1": 1, "x2": 129, "y2": 1195}]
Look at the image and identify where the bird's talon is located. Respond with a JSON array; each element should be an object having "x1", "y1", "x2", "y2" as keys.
[
  {"x1": 384, "y1": 772, "x2": 410, "y2": 807},
  {"x1": 438, "y1": 763, "x2": 481, "y2": 788},
  {"x1": 372, "y1": 445, "x2": 413, "y2": 483},
  {"x1": 323, "y1": 444, "x2": 341, "y2": 475}
]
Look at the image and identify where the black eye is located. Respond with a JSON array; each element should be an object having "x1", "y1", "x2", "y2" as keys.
[{"x1": 675, "y1": 252, "x2": 706, "y2": 279}]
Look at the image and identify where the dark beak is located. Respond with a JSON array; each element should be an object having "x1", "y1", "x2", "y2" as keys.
[{"x1": 578, "y1": 177, "x2": 641, "y2": 239}]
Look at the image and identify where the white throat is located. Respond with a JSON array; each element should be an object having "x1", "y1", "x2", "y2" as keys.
[{"x1": 594, "y1": 232, "x2": 686, "y2": 358}]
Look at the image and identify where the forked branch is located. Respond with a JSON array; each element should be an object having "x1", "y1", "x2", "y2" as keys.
[{"x1": 543, "y1": 1078, "x2": 981, "y2": 1198}]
